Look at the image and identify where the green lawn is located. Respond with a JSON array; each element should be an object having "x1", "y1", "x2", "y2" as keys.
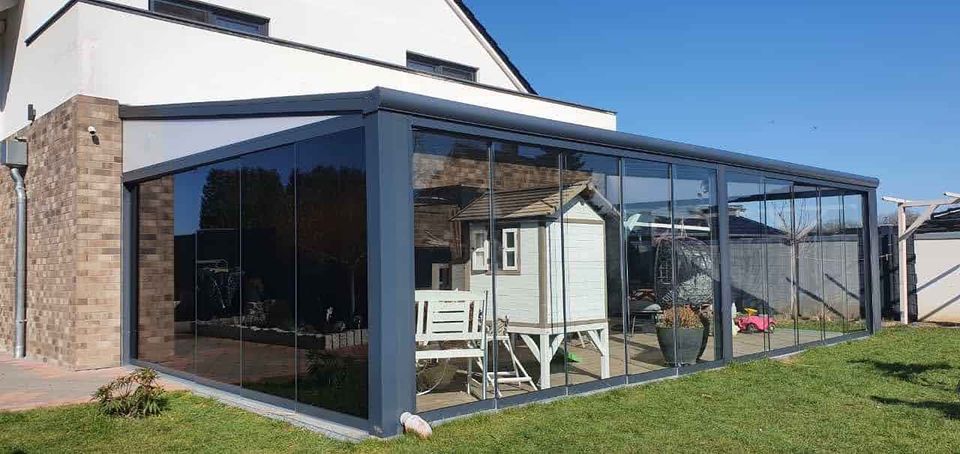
[{"x1": 2, "y1": 327, "x2": 959, "y2": 453}]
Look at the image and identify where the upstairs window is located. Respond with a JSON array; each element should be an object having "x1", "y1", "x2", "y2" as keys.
[
  {"x1": 151, "y1": 0, "x2": 269, "y2": 36},
  {"x1": 407, "y1": 52, "x2": 478, "y2": 82}
]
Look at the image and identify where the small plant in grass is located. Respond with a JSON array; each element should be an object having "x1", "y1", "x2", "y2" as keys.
[{"x1": 92, "y1": 368, "x2": 166, "y2": 418}]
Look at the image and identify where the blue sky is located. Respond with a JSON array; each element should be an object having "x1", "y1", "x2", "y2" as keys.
[{"x1": 465, "y1": 0, "x2": 959, "y2": 216}]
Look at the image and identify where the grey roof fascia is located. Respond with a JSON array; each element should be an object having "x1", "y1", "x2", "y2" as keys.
[
  {"x1": 119, "y1": 86, "x2": 879, "y2": 189},
  {"x1": 119, "y1": 91, "x2": 377, "y2": 120},
  {"x1": 370, "y1": 87, "x2": 879, "y2": 189}
]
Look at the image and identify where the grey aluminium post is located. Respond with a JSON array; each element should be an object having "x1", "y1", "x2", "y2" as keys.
[
  {"x1": 365, "y1": 111, "x2": 416, "y2": 437},
  {"x1": 716, "y1": 166, "x2": 733, "y2": 361},
  {"x1": 122, "y1": 183, "x2": 138, "y2": 364},
  {"x1": 867, "y1": 189, "x2": 882, "y2": 333}
]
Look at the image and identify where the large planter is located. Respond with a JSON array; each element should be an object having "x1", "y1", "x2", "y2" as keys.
[{"x1": 656, "y1": 326, "x2": 704, "y2": 366}]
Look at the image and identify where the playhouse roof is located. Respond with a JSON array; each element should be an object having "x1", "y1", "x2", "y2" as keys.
[{"x1": 452, "y1": 181, "x2": 615, "y2": 222}]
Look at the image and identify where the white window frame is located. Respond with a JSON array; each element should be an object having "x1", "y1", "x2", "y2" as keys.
[
  {"x1": 471, "y1": 228, "x2": 489, "y2": 272},
  {"x1": 501, "y1": 228, "x2": 519, "y2": 271}
]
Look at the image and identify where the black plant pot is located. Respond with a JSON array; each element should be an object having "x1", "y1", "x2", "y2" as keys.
[{"x1": 657, "y1": 327, "x2": 704, "y2": 366}]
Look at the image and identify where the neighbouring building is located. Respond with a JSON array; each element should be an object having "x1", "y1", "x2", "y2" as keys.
[{"x1": 0, "y1": 0, "x2": 881, "y2": 438}]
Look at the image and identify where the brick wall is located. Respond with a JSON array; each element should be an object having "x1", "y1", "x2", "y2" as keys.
[{"x1": 0, "y1": 95, "x2": 123, "y2": 370}]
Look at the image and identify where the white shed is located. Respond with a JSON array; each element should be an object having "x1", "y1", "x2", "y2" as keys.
[{"x1": 450, "y1": 182, "x2": 615, "y2": 388}]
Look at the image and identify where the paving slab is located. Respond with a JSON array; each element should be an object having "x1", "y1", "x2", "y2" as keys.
[{"x1": 0, "y1": 357, "x2": 183, "y2": 412}]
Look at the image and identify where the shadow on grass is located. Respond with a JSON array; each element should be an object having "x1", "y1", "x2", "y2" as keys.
[
  {"x1": 852, "y1": 360, "x2": 955, "y2": 389},
  {"x1": 871, "y1": 396, "x2": 960, "y2": 419}
]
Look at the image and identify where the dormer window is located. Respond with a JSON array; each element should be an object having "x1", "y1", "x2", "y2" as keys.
[
  {"x1": 150, "y1": 0, "x2": 269, "y2": 36},
  {"x1": 407, "y1": 52, "x2": 477, "y2": 82}
]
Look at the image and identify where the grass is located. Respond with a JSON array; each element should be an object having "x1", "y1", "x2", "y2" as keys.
[{"x1": 2, "y1": 327, "x2": 958, "y2": 453}]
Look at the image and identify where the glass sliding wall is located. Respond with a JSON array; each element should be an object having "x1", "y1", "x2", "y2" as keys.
[
  {"x1": 296, "y1": 129, "x2": 368, "y2": 418},
  {"x1": 843, "y1": 193, "x2": 868, "y2": 332},
  {"x1": 561, "y1": 152, "x2": 626, "y2": 385},
  {"x1": 137, "y1": 175, "x2": 194, "y2": 373},
  {"x1": 239, "y1": 145, "x2": 297, "y2": 405},
  {"x1": 764, "y1": 179, "x2": 797, "y2": 350},
  {"x1": 135, "y1": 124, "x2": 368, "y2": 421},
  {"x1": 671, "y1": 165, "x2": 721, "y2": 365},
  {"x1": 412, "y1": 131, "x2": 494, "y2": 412},
  {"x1": 622, "y1": 159, "x2": 673, "y2": 372},
  {"x1": 727, "y1": 173, "x2": 768, "y2": 356},
  {"x1": 490, "y1": 141, "x2": 564, "y2": 398},
  {"x1": 793, "y1": 185, "x2": 823, "y2": 344},
  {"x1": 193, "y1": 162, "x2": 242, "y2": 386},
  {"x1": 820, "y1": 189, "x2": 846, "y2": 339}
]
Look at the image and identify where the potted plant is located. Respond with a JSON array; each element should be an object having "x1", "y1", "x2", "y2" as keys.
[{"x1": 656, "y1": 305, "x2": 704, "y2": 366}]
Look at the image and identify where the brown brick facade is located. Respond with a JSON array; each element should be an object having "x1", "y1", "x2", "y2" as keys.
[{"x1": 0, "y1": 95, "x2": 123, "y2": 370}]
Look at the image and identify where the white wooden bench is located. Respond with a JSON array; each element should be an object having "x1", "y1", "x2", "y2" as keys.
[{"x1": 415, "y1": 290, "x2": 488, "y2": 398}]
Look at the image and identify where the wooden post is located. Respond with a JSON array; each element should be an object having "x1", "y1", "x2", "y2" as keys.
[{"x1": 883, "y1": 192, "x2": 960, "y2": 325}]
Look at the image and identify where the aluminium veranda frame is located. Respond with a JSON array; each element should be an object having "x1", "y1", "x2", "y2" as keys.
[{"x1": 119, "y1": 87, "x2": 881, "y2": 437}]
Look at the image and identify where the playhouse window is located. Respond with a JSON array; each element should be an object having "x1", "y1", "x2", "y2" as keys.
[
  {"x1": 471, "y1": 229, "x2": 489, "y2": 271},
  {"x1": 501, "y1": 228, "x2": 519, "y2": 271}
]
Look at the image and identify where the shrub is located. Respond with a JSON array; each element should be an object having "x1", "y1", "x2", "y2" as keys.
[
  {"x1": 92, "y1": 368, "x2": 166, "y2": 418},
  {"x1": 658, "y1": 305, "x2": 704, "y2": 329}
]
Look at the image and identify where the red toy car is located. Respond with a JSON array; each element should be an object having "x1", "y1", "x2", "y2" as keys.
[{"x1": 736, "y1": 309, "x2": 776, "y2": 333}]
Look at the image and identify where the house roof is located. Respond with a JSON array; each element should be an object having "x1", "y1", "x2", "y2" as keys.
[
  {"x1": 452, "y1": 181, "x2": 615, "y2": 221},
  {"x1": 452, "y1": 0, "x2": 537, "y2": 94},
  {"x1": 917, "y1": 206, "x2": 960, "y2": 234}
]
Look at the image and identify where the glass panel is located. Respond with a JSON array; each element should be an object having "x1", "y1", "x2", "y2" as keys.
[
  {"x1": 623, "y1": 159, "x2": 671, "y2": 373},
  {"x1": 296, "y1": 128, "x2": 368, "y2": 418},
  {"x1": 764, "y1": 179, "x2": 797, "y2": 350},
  {"x1": 192, "y1": 162, "x2": 243, "y2": 385},
  {"x1": 672, "y1": 165, "x2": 721, "y2": 364},
  {"x1": 137, "y1": 176, "x2": 195, "y2": 374},
  {"x1": 843, "y1": 193, "x2": 867, "y2": 332},
  {"x1": 412, "y1": 131, "x2": 493, "y2": 411},
  {"x1": 561, "y1": 151, "x2": 625, "y2": 385},
  {"x1": 727, "y1": 173, "x2": 768, "y2": 356},
  {"x1": 491, "y1": 141, "x2": 563, "y2": 395},
  {"x1": 239, "y1": 145, "x2": 297, "y2": 404},
  {"x1": 820, "y1": 189, "x2": 846, "y2": 339},
  {"x1": 794, "y1": 185, "x2": 823, "y2": 344}
]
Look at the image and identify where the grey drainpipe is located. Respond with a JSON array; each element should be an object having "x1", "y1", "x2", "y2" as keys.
[{"x1": 10, "y1": 167, "x2": 25, "y2": 359}]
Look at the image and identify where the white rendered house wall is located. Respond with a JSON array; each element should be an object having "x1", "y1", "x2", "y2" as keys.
[
  {"x1": 1, "y1": 1, "x2": 616, "y2": 138},
  {"x1": 100, "y1": 0, "x2": 527, "y2": 92}
]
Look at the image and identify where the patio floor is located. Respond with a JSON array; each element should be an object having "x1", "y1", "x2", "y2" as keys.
[{"x1": 416, "y1": 327, "x2": 826, "y2": 412}]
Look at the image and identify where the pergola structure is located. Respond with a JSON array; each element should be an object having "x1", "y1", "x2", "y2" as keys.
[{"x1": 881, "y1": 192, "x2": 960, "y2": 324}]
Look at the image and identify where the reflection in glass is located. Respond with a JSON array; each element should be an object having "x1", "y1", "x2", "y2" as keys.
[
  {"x1": 672, "y1": 165, "x2": 721, "y2": 365},
  {"x1": 623, "y1": 159, "x2": 671, "y2": 372},
  {"x1": 764, "y1": 179, "x2": 797, "y2": 350},
  {"x1": 843, "y1": 193, "x2": 867, "y2": 332},
  {"x1": 412, "y1": 131, "x2": 494, "y2": 411},
  {"x1": 240, "y1": 146, "x2": 297, "y2": 404},
  {"x1": 562, "y1": 152, "x2": 625, "y2": 385},
  {"x1": 137, "y1": 176, "x2": 194, "y2": 373},
  {"x1": 489, "y1": 142, "x2": 563, "y2": 395},
  {"x1": 794, "y1": 185, "x2": 823, "y2": 343},
  {"x1": 296, "y1": 129, "x2": 368, "y2": 417},
  {"x1": 820, "y1": 190, "x2": 845, "y2": 339},
  {"x1": 727, "y1": 173, "x2": 768, "y2": 356},
  {"x1": 135, "y1": 126, "x2": 368, "y2": 420},
  {"x1": 193, "y1": 162, "x2": 242, "y2": 385}
]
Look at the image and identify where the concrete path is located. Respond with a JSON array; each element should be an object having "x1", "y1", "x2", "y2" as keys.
[{"x1": 0, "y1": 357, "x2": 182, "y2": 412}]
